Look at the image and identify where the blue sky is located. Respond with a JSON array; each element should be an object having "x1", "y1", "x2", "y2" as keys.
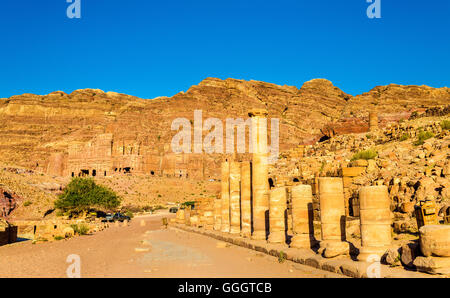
[{"x1": 0, "y1": 0, "x2": 449, "y2": 98}]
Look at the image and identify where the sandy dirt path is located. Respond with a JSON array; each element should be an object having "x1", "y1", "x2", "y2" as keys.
[{"x1": 0, "y1": 213, "x2": 343, "y2": 278}]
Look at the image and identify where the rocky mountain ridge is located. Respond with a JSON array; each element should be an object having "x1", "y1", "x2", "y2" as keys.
[{"x1": 0, "y1": 78, "x2": 448, "y2": 171}]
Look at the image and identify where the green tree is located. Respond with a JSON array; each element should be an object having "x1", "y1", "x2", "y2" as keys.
[{"x1": 55, "y1": 178, "x2": 120, "y2": 212}]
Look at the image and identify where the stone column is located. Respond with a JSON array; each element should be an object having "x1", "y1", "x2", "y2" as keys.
[
  {"x1": 286, "y1": 187, "x2": 294, "y2": 236},
  {"x1": 213, "y1": 195, "x2": 222, "y2": 231},
  {"x1": 318, "y1": 177, "x2": 349, "y2": 258},
  {"x1": 220, "y1": 161, "x2": 231, "y2": 233},
  {"x1": 176, "y1": 208, "x2": 185, "y2": 224},
  {"x1": 290, "y1": 185, "x2": 315, "y2": 248},
  {"x1": 240, "y1": 161, "x2": 252, "y2": 238},
  {"x1": 268, "y1": 187, "x2": 287, "y2": 243},
  {"x1": 229, "y1": 161, "x2": 241, "y2": 234},
  {"x1": 369, "y1": 112, "x2": 378, "y2": 132},
  {"x1": 184, "y1": 206, "x2": 192, "y2": 226},
  {"x1": 358, "y1": 186, "x2": 392, "y2": 261},
  {"x1": 190, "y1": 213, "x2": 199, "y2": 227},
  {"x1": 249, "y1": 109, "x2": 270, "y2": 241},
  {"x1": 197, "y1": 198, "x2": 205, "y2": 226},
  {"x1": 203, "y1": 199, "x2": 215, "y2": 230}
]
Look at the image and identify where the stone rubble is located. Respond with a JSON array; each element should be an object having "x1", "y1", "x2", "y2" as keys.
[{"x1": 174, "y1": 110, "x2": 450, "y2": 276}]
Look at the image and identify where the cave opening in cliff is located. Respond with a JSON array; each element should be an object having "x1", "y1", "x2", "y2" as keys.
[
  {"x1": 293, "y1": 178, "x2": 299, "y2": 183},
  {"x1": 92, "y1": 170, "x2": 97, "y2": 177},
  {"x1": 80, "y1": 169, "x2": 89, "y2": 177},
  {"x1": 71, "y1": 172, "x2": 74, "y2": 177},
  {"x1": 124, "y1": 167, "x2": 131, "y2": 174},
  {"x1": 150, "y1": 171, "x2": 155, "y2": 176},
  {"x1": 104, "y1": 171, "x2": 107, "y2": 176},
  {"x1": 268, "y1": 178, "x2": 274, "y2": 189},
  {"x1": 318, "y1": 135, "x2": 331, "y2": 143}
]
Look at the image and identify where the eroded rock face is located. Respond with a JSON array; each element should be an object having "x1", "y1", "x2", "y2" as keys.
[
  {"x1": 0, "y1": 78, "x2": 350, "y2": 174},
  {"x1": 344, "y1": 84, "x2": 450, "y2": 118},
  {"x1": 0, "y1": 219, "x2": 16, "y2": 246},
  {"x1": 2, "y1": 78, "x2": 446, "y2": 180},
  {"x1": 0, "y1": 189, "x2": 20, "y2": 218}
]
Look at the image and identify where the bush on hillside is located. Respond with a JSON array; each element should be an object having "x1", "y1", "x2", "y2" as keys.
[
  {"x1": 414, "y1": 131, "x2": 435, "y2": 146},
  {"x1": 351, "y1": 149, "x2": 378, "y2": 161},
  {"x1": 440, "y1": 120, "x2": 450, "y2": 130}
]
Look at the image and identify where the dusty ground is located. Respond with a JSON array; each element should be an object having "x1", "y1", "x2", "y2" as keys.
[{"x1": 0, "y1": 212, "x2": 343, "y2": 278}]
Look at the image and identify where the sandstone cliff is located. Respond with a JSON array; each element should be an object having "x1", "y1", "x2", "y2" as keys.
[{"x1": 0, "y1": 78, "x2": 448, "y2": 173}]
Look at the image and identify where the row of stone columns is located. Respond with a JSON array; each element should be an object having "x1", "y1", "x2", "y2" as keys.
[
  {"x1": 212, "y1": 168, "x2": 392, "y2": 261},
  {"x1": 215, "y1": 158, "x2": 316, "y2": 246},
  {"x1": 185, "y1": 109, "x2": 391, "y2": 262}
]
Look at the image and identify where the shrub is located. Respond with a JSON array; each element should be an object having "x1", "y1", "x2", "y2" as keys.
[
  {"x1": 54, "y1": 236, "x2": 65, "y2": 241},
  {"x1": 278, "y1": 251, "x2": 287, "y2": 264},
  {"x1": 182, "y1": 201, "x2": 196, "y2": 207},
  {"x1": 440, "y1": 120, "x2": 450, "y2": 130},
  {"x1": 319, "y1": 161, "x2": 326, "y2": 174},
  {"x1": 121, "y1": 205, "x2": 142, "y2": 213},
  {"x1": 70, "y1": 224, "x2": 90, "y2": 235},
  {"x1": 351, "y1": 149, "x2": 378, "y2": 161},
  {"x1": 399, "y1": 134, "x2": 409, "y2": 141},
  {"x1": 409, "y1": 111, "x2": 419, "y2": 119},
  {"x1": 143, "y1": 205, "x2": 153, "y2": 212},
  {"x1": 414, "y1": 131, "x2": 435, "y2": 146},
  {"x1": 55, "y1": 178, "x2": 121, "y2": 212},
  {"x1": 152, "y1": 205, "x2": 166, "y2": 211},
  {"x1": 23, "y1": 201, "x2": 32, "y2": 207},
  {"x1": 125, "y1": 211, "x2": 134, "y2": 219}
]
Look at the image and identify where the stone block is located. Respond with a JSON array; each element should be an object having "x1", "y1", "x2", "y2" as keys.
[
  {"x1": 419, "y1": 225, "x2": 450, "y2": 257},
  {"x1": 401, "y1": 242, "x2": 420, "y2": 268},
  {"x1": 413, "y1": 256, "x2": 450, "y2": 275},
  {"x1": 342, "y1": 167, "x2": 366, "y2": 177}
]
